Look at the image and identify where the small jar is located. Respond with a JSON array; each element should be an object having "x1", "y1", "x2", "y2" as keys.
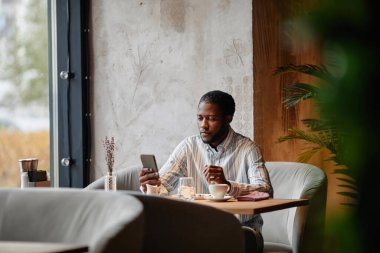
[{"x1": 104, "y1": 171, "x2": 117, "y2": 191}]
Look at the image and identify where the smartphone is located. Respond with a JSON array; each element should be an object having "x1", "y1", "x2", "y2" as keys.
[{"x1": 140, "y1": 154, "x2": 159, "y2": 172}]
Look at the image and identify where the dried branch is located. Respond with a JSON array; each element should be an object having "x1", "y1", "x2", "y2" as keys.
[{"x1": 102, "y1": 136, "x2": 115, "y2": 174}]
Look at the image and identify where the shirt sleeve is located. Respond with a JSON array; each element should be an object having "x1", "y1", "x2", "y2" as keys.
[
  {"x1": 159, "y1": 139, "x2": 188, "y2": 194},
  {"x1": 227, "y1": 144, "x2": 273, "y2": 197}
]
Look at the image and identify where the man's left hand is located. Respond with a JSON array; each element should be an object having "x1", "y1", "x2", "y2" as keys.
[{"x1": 203, "y1": 165, "x2": 230, "y2": 186}]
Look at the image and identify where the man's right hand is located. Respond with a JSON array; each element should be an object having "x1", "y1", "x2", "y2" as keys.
[{"x1": 139, "y1": 168, "x2": 161, "y2": 192}]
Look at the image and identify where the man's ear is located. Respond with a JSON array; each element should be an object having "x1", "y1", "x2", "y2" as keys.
[{"x1": 225, "y1": 115, "x2": 233, "y2": 123}]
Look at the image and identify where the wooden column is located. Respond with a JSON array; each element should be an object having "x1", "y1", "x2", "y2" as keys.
[
  {"x1": 252, "y1": 0, "x2": 347, "y2": 223},
  {"x1": 252, "y1": 0, "x2": 320, "y2": 163}
]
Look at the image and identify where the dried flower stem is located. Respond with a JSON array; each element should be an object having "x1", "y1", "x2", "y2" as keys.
[{"x1": 102, "y1": 136, "x2": 115, "y2": 174}]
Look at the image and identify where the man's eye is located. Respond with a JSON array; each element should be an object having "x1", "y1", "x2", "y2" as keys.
[{"x1": 206, "y1": 116, "x2": 218, "y2": 121}]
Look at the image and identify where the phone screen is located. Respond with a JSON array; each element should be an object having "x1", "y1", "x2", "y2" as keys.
[{"x1": 140, "y1": 154, "x2": 158, "y2": 172}]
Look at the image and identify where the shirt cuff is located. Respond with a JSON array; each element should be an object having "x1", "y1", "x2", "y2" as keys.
[
  {"x1": 227, "y1": 181, "x2": 241, "y2": 197},
  {"x1": 140, "y1": 184, "x2": 169, "y2": 196}
]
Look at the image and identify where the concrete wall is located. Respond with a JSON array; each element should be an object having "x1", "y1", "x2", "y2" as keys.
[{"x1": 91, "y1": 0, "x2": 253, "y2": 179}]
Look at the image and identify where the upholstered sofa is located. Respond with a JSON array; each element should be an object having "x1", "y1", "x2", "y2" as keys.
[{"x1": 0, "y1": 188, "x2": 144, "y2": 253}]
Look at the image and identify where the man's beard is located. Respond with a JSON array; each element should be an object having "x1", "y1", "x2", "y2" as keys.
[{"x1": 201, "y1": 124, "x2": 228, "y2": 145}]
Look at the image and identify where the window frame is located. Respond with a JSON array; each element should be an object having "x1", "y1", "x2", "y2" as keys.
[{"x1": 48, "y1": 0, "x2": 91, "y2": 188}]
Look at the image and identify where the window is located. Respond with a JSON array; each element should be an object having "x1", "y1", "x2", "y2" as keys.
[
  {"x1": 0, "y1": 0, "x2": 90, "y2": 188},
  {"x1": 0, "y1": 0, "x2": 49, "y2": 187}
]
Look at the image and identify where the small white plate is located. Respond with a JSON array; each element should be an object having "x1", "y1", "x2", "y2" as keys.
[
  {"x1": 204, "y1": 195, "x2": 233, "y2": 202},
  {"x1": 194, "y1": 194, "x2": 211, "y2": 200}
]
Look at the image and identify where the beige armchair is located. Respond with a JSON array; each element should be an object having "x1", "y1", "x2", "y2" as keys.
[{"x1": 262, "y1": 162, "x2": 327, "y2": 253}]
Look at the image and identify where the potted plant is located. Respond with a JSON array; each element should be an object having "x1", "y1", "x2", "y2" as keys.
[{"x1": 275, "y1": 63, "x2": 357, "y2": 205}]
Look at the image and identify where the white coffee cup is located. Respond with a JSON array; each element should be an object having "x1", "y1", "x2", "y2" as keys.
[
  {"x1": 208, "y1": 184, "x2": 229, "y2": 199},
  {"x1": 146, "y1": 184, "x2": 160, "y2": 195}
]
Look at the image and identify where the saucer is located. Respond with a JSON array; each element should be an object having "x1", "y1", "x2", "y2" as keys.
[
  {"x1": 194, "y1": 194, "x2": 207, "y2": 200},
  {"x1": 204, "y1": 195, "x2": 233, "y2": 202}
]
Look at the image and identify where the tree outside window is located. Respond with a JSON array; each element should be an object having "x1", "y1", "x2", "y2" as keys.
[{"x1": 0, "y1": 0, "x2": 49, "y2": 187}]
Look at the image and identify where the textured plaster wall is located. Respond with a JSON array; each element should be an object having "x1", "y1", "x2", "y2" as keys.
[{"x1": 91, "y1": 0, "x2": 253, "y2": 179}]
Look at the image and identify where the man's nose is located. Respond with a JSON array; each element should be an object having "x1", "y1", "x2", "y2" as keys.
[{"x1": 199, "y1": 118, "x2": 208, "y2": 128}]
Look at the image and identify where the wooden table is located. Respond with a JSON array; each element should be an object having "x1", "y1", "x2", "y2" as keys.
[
  {"x1": 194, "y1": 198, "x2": 309, "y2": 215},
  {"x1": 0, "y1": 241, "x2": 88, "y2": 253}
]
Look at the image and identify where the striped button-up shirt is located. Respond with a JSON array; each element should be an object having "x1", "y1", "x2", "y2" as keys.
[{"x1": 159, "y1": 127, "x2": 273, "y2": 229}]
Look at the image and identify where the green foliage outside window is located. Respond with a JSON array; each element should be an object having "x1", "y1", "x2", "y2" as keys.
[{"x1": 0, "y1": 0, "x2": 48, "y2": 106}]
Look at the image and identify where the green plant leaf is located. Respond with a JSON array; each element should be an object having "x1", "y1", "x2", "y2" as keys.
[
  {"x1": 282, "y1": 83, "x2": 319, "y2": 108},
  {"x1": 297, "y1": 147, "x2": 322, "y2": 163},
  {"x1": 334, "y1": 169, "x2": 355, "y2": 178},
  {"x1": 338, "y1": 184, "x2": 358, "y2": 191},
  {"x1": 337, "y1": 191, "x2": 358, "y2": 199},
  {"x1": 301, "y1": 118, "x2": 336, "y2": 132},
  {"x1": 340, "y1": 203, "x2": 357, "y2": 207},
  {"x1": 336, "y1": 177, "x2": 356, "y2": 186},
  {"x1": 278, "y1": 128, "x2": 331, "y2": 150},
  {"x1": 276, "y1": 62, "x2": 358, "y2": 206},
  {"x1": 274, "y1": 63, "x2": 331, "y2": 80}
]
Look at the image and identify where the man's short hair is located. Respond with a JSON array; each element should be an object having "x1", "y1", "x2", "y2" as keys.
[{"x1": 199, "y1": 90, "x2": 235, "y2": 116}]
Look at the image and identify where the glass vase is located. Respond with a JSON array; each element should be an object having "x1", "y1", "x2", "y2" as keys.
[{"x1": 104, "y1": 172, "x2": 117, "y2": 191}]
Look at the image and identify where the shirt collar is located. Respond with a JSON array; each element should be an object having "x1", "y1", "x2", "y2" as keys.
[
  {"x1": 204, "y1": 126, "x2": 234, "y2": 152},
  {"x1": 218, "y1": 126, "x2": 234, "y2": 150}
]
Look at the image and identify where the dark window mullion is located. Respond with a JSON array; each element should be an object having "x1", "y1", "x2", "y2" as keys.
[{"x1": 52, "y1": 0, "x2": 90, "y2": 188}]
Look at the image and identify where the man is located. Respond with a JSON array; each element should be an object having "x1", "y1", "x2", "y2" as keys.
[{"x1": 139, "y1": 90, "x2": 273, "y2": 253}]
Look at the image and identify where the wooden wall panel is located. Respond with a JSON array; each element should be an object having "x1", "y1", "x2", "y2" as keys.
[
  {"x1": 253, "y1": 0, "x2": 320, "y2": 163},
  {"x1": 252, "y1": 0, "x2": 346, "y2": 220}
]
